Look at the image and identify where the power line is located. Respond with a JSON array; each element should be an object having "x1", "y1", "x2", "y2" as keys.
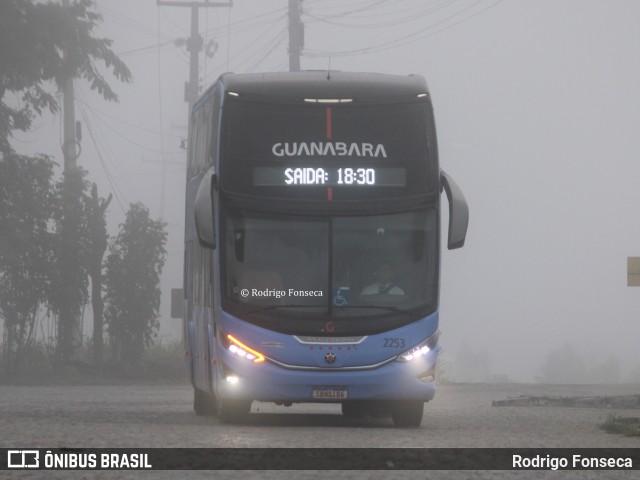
[
  {"x1": 244, "y1": 29, "x2": 289, "y2": 73},
  {"x1": 202, "y1": 6, "x2": 287, "y2": 37},
  {"x1": 117, "y1": 40, "x2": 177, "y2": 58},
  {"x1": 75, "y1": 87, "x2": 149, "y2": 209},
  {"x1": 75, "y1": 95, "x2": 182, "y2": 155},
  {"x1": 304, "y1": 0, "x2": 503, "y2": 58},
  {"x1": 304, "y1": 0, "x2": 459, "y2": 28},
  {"x1": 203, "y1": 18, "x2": 288, "y2": 82},
  {"x1": 74, "y1": 98, "x2": 182, "y2": 140},
  {"x1": 75, "y1": 100, "x2": 129, "y2": 214},
  {"x1": 88, "y1": 105, "x2": 183, "y2": 156},
  {"x1": 97, "y1": 1, "x2": 174, "y2": 40},
  {"x1": 305, "y1": 0, "x2": 397, "y2": 18}
]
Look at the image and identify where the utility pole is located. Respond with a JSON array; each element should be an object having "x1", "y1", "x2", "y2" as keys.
[
  {"x1": 156, "y1": 2, "x2": 233, "y2": 342},
  {"x1": 59, "y1": 77, "x2": 84, "y2": 365},
  {"x1": 62, "y1": 76, "x2": 79, "y2": 172},
  {"x1": 62, "y1": 0, "x2": 80, "y2": 173},
  {"x1": 157, "y1": 1, "x2": 233, "y2": 116},
  {"x1": 57, "y1": 0, "x2": 84, "y2": 366},
  {"x1": 288, "y1": 0, "x2": 304, "y2": 71}
]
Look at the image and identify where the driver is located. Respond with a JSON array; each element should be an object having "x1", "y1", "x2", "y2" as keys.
[{"x1": 361, "y1": 263, "x2": 404, "y2": 296}]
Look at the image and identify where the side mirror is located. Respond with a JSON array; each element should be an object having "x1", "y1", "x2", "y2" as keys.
[
  {"x1": 441, "y1": 170, "x2": 469, "y2": 250},
  {"x1": 194, "y1": 168, "x2": 217, "y2": 249}
]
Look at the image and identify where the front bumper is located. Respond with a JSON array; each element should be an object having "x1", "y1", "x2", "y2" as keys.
[{"x1": 214, "y1": 345, "x2": 439, "y2": 403}]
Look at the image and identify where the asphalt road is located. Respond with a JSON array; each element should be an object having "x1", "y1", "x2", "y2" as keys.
[{"x1": 1, "y1": 382, "x2": 639, "y2": 479}]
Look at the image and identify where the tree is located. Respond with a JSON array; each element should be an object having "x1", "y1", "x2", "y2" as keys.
[
  {"x1": 48, "y1": 167, "x2": 92, "y2": 364},
  {"x1": 0, "y1": 0, "x2": 131, "y2": 367},
  {"x1": 0, "y1": 0, "x2": 132, "y2": 154},
  {"x1": 629, "y1": 364, "x2": 640, "y2": 383},
  {"x1": 87, "y1": 184, "x2": 111, "y2": 364},
  {"x1": 453, "y1": 343, "x2": 492, "y2": 383},
  {"x1": 536, "y1": 343, "x2": 587, "y2": 384},
  {"x1": 0, "y1": 152, "x2": 55, "y2": 373},
  {"x1": 104, "y1": 204, "x2": 167, "y2": 365},
  {"x1": 591, "y1": 354, "x2": 621, "y2": 384}
]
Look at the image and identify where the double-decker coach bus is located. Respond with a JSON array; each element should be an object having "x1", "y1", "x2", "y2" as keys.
[{"x1": 184, "y1": 71, "x2": 468, "y2": 427}]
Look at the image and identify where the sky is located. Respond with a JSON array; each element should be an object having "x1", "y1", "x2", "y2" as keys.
[{"x1": 11, "y1": 0, "x2": 640, "y2": 382}]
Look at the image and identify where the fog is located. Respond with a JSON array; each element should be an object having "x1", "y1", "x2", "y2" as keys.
[{"x1": 9, "y1": 0, "x2": 640, "y2": 383}]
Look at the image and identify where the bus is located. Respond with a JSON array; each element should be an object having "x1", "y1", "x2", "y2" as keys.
[{"x1": 182, "y1": 71, "x2": 468, "y2": 427}]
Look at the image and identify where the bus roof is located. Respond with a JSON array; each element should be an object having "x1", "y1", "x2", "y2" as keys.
[{"x1": 217, "y1": 71, "x2": 429, "y2": 102}]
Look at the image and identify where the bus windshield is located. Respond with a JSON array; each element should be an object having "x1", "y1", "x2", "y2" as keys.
[{"x1": 222, "y1": 208, "x2": 438, "y2": 335}]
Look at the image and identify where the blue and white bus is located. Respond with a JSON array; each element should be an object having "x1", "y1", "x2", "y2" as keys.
[{"x1": 183, "y1": 71, "x2": 468, "y2": 427}]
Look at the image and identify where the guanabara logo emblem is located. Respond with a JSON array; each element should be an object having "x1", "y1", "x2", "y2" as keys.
[
  {"x1": 325, "y1": 352, "x2": 337, "y2": 364},
  {"x1": 272, "y1": 142, "x2": 387, "y2": 158}
]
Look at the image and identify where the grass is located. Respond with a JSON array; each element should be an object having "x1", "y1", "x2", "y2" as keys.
[
  {"x1": 601, "y1": 413, "x2": 640, "y2": 437},
  {"x1": 0, "y1": 339, "x2": 188, "y2": 385}
]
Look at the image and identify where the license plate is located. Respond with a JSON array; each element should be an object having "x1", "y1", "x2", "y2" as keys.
[{"x1": 312, "y1": 386, "x2": 348, "y2": 400}]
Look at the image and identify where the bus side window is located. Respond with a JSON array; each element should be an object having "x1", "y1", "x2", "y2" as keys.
[
  {"x1": 187, "y1": 109, "x2": 200, "y2": 178},
  {"x1": 201, "y1": 98, "x2": 213, "y2": 170},
  {"x1": 208, "y1": 87, "x2": 221, "y2": 168}
]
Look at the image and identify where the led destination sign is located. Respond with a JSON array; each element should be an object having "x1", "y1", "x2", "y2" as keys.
[
  {"x1": 253, "y1": 166, "x2": 407, "y2": 187},
  {"x1": 223, "y1": 101, "x2": 437, "y2": 197}
]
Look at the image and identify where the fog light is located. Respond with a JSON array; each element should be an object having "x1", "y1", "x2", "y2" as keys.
[{"x1": 225, "y1": 375, "x2": 239, "y2": 384}]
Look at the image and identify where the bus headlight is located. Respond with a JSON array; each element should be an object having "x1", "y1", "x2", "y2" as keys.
[
  {"x1": 396, "y1": 331, "x2": 439, "y2": 363},
  {"x1": 225, "y1": 334, "x2": 266, "y2": 363}
]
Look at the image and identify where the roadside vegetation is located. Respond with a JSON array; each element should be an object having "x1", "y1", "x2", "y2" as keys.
[
  {"x1": 601, "y1": 414, "x2": 640, "y2": 437},
  {"x1": 0, "y1": 339, "x2": 186, "y2": 384},
  {"x1": 0, "y1": 1, "x2": 170, "y2": 381}
]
